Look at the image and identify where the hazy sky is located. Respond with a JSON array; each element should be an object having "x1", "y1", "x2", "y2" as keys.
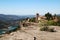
[{"x1": 0, "y1": 0, "x2": 60, "y2": 15}]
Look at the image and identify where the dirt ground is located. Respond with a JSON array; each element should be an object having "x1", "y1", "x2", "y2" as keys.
[{"x1": 0, "y1": 23, "x2": 60, "y2": 40}]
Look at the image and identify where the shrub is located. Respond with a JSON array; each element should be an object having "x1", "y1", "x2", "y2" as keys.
[
  {"x1": 29, "y1": 17, "x2": 35, "y2": 22},
  {"x1": 40, "y1": 26, "x2": 56, "y2": 32},
  {"x1": 40, "y1": 26, "x2": 49, "y2": 31}
]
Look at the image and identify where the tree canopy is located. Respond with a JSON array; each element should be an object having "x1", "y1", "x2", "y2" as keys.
[{"x1": 45, "y1": 12, "x2": 52, "y2": 21}]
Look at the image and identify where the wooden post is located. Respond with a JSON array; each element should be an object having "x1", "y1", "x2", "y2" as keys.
[{"x1": 34, "y1": 37, "x2": 36, "y2": 40}]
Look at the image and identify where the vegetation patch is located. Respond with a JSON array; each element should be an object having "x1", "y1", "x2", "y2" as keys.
[
  {"x1": 29, "y1": 17, "x2": 35, "y2": 22},
  {"x1": 40, "y1": 26, "x2": 56, "y2": 32}
]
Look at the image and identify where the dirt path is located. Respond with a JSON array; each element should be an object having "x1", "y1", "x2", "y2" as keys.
[{"x1": 0, "y1": 24, "x2": 60, "y2": 40}]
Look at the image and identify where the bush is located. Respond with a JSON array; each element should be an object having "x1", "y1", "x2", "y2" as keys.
[
  {"x1": 40, "y1": 26, "x2": 56, "y2": 32},
  {"x1": 40, "y1": 26, "x2": 49, "y2": 31},
  {"x1": 29, "y1": 17, "x2": 35, "y2": 22}
]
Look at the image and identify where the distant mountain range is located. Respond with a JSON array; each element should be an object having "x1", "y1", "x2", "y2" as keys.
[
  {"x1": 0, "y1": 14, "x2": 35, "y2": 29},
  {"x1": 0, "y1": 14, "x2": 35, "y2": 22},
  {"x1": 0, "y1": 14, "x2": 60, "y2": 22},
  {"x1": 56, "y1": 14, "x2": 60, "y2": 16}
]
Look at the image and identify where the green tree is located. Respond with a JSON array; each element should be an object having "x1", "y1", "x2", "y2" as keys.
[{"x1": 45, "y1": 12, "x2": 52, "y2": 21}]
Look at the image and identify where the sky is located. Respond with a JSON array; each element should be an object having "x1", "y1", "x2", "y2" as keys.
[{"x1": 0, "y1": 0, "x2": 60, "y2": 15}]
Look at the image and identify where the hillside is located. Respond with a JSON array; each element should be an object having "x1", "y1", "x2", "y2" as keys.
[
  {"x1": 0, "y1": 14, "x2": 23, "y2": 21},
  {"x1": 0, "y1": 14, "x2": 35, "y2": 21},
  {"x1": 0, "y1": 14, "x2": 35, "y2": 29},
  {"x1": 0, "y1": 23, "x2": 60, "y2": 40}
]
